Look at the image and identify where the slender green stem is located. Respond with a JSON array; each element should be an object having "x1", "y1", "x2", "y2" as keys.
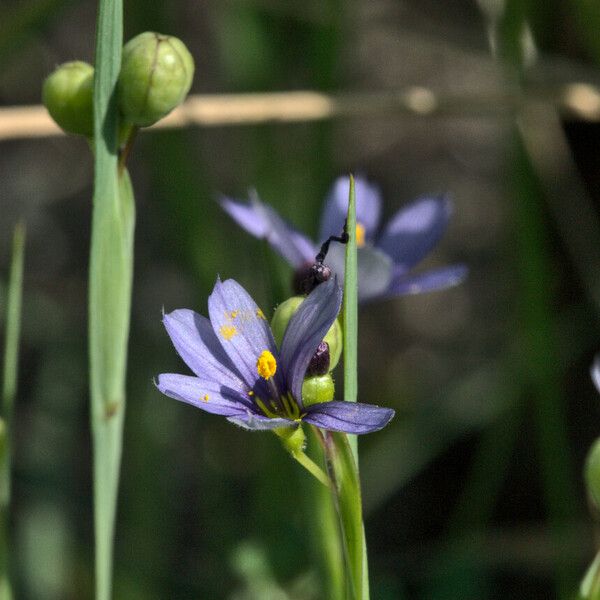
[
  {"x1": 343, "y1": 174, "x2": 358, "y2": 459},
  {"x1": 0, "y1": 222, "x2": 25, "y2": 600},
  {"x1": 291, "y1": 450, "x2": 332, "y2": 489},
  {"x1": 90, "y1": 2, "x2": 132, "y2": 598},
  {"x1": 307, "y1": 426, "x2": 345, "y2": 600},
  {"x1": 511, "y1": 132, "x2": 578, "y2": 598}
]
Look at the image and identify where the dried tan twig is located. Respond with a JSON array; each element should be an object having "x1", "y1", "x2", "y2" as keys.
[{"x1": 0, "y1": 84, "x2": 598, "y2": 141}]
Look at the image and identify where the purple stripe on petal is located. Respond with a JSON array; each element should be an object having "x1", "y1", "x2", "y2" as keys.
[
  {"x1": 378, "y1": 195, "x2": 452, "y2": 269},
  {"x1": 156, "y1": 373, "x2": 252, "y2": 415},
  {"x1": 163, "y1": 309, "x2": 247, "y2": 392},
  {"x1": 279, "y1": 277, "x2": 342, "y2": 406},
  {"x1": 319, "y1": 176, "x2": 382, "y2": 244},
  {"x1": 592, "y1": 355, "x2": 600, "y2": 395},
  {"x1": 208, "y1": 278, "x2": 281, "y2": 390},
  {"x1": 385, "y1": 264, "x2": 467, "y2": 298},
  {"x1": 228, "y1": 412, "x2": 295, "y2": 431},
  {"x1": 303, "y1": 401, "x2": 395, "y2": 434},
  {"x1": 219, "y1": 196, "x2": 269, "y2": 237}
]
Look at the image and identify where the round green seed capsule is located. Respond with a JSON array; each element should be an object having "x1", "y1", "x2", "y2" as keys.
[
  {"x1": 42, "y1": 61, "x2": 94, "y2": 137},
  {"x1": 302, "y1": 374, "x2": 335, "y2": 407},
  {"x1": 586, "y1": 437, "x2": 600, "y2": 510},
  {"x1": 271, "y1": 296, "x2": 342, "y2": 371},
  {"x1": 118, "y1": 31, "x2": 194, "y2": 127}
]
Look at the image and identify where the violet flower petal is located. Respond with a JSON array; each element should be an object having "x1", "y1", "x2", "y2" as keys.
[
  {"x1": 592, "y1": 355, "x2": 600, "y2": 395},
  {"x1": 378, "y1": 195, "x2": 452, "y2": 270},
  {"x1": 250, "y1": 199, "x2": 316, "y2": 267},
  {"x1": 319, "y1": 176, "x2": 382, "y2": 243},
  {"x1": 324, "y1": 243, "x2": 393, "y2": 302},
  {"x1": 208, "y1": 278, "x2": 281, "y2": 391},
  {"x1": 228, "y1": 412, "x2": 295, "y2": 431},
  {"x1": 220, "y1": 194, "x2": 316, "y2": 268},
  {"x1": 385, "y1": 264, "x2": 468, "y2": 297},
  {"x1": 219, "y1": 195, "x2": 269, "y2": 237},
  {"x1": 163, "y1": 309, "x2": 247, "y2": 393},
  {"x1": 279, "y1": 277, "x2": 342, "y2": 407},
  {"x1": 303, "y1": 401, "x2": 395, "y2": 434},
  {"x1": 156, "y1": 373, "x2": 253, "y2": 415}
]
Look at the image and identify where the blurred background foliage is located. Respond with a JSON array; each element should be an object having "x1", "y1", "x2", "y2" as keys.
[{"x1": 2, "y1": 0, "x2": 600, "y2": 598}]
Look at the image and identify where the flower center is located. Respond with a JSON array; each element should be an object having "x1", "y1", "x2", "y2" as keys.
[
  {"x1": 356, "y1": 222, "x2": 366, "y2": 248},
  {"x1": 257, "y1": 350, "x2": 277, "y2": 380}
]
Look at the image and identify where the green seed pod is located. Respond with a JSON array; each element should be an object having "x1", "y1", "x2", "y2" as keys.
[
  {"x1": 42, "y1": 61, "x2": 94, "y2": 137},
  {"x1": 271, "y1": 296, "x2": 342, "y2": 371},
  {"x1": 302, "y1": 374, "x2": 335, "y2": 407},
  {"x1": 586, "y1": 438, "x2": 600, "y2": 511},
  {"x1": 118, "y1": 32, "x2": 194, "y2": 127}
]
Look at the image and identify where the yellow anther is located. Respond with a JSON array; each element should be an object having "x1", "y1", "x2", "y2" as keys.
[
  {"x1": 219, "y1": 324, "x2": 238, "y2": 340},
  {"x1": 229, "y1": 310, "x2": 238, "y2": 319},
  {"x1": 202, "y1": 394, "x2": 210, "y2": 402},
  {"x1": 256, "y1": 308, "x2": 266, "y2": 320},
  {"x1": 256, "y1": 350, "x2": 277, "y2": 380},
  {"x1": 248, "y1": 390, "x2": 254, "y2": 396},
  {"x1": 355, "y1": 222, "x2": 366, "y2": 248}
]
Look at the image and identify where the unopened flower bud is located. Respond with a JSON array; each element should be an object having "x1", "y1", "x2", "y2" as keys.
[
  {"x1": 586, "y1": 438, "x2": 600, "y2": 511},
  {"x1": 42, "y1": 61, "x2": 94, "y2": 137},
  {"x1": 302, "y1": 374, "x2": 334, "y2": 407},
  {"x1": 271, "y1": 296, "x2": 342, "y2": 371},
  {"x1": 118, "y1": 31, "x2": 194, "y2": 127}
]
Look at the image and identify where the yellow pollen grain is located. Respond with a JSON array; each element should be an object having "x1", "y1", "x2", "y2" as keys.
[
  {"x1": 356, "y1": 222, "x2": 366, "y2": 248},
  {"x1": 248, "y1": 390, "x2": 254, "y2": 396},
  {"x1": 256, "y1": 308, "x2": 266, "y2": 320},
  {"x1": 229, "y1": 310, "x2": 238, "y2": 319},
  {"x1": 256, "y1": 350, "x2": 277, "y2": 380},
  {"x1": 219, "y1": 324, "x2": 238, "y2": 340},
  {"x1": 202, "y1": 394, "x2": 210, "y2": 402}
]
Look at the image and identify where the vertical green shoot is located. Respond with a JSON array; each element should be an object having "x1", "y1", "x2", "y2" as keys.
[
  {"x1": 90, "y1": 1, "x2": 134, "y2": 599},
  {"x1": 322, "y1": 174, "x2": 369, "y2": 600},
  {"x1": 343, "y1": 174, "x2": 358, "y2": 457},
  {"x1": 0, "y1": 222, "x2": 25, "y2": 600}
]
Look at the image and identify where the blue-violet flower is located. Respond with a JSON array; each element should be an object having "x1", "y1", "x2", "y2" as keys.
[
  {"x1": 220, "y1": 176, "x2": 467, "y2": 302},
  {"x1": 156, "y1": 276, "x2": 394, "y2": 433}
]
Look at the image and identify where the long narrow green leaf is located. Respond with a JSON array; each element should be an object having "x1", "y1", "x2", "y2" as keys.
[
  {"x1": 334, "y1": 175, "x2": 369, "y2": 599},
  {"x1": 343, "y1": 174, "x2": 358, "y2": 456},
  {"x1": 0, "y1": 222, "x2": 26, "y2": 600},
  {"x1": 90, "y1": 2, "x2": 130, "y2": 598},
  {"x1": 327, "y1": 431, "x2": 365, "y2": 600}
]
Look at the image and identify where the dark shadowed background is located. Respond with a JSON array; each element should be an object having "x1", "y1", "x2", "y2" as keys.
[{"x1": 2, "y1": 0, "x2": 600, "y2": 598}]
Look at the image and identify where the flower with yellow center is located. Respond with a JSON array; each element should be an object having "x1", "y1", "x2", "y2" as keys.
[{"x1": 157, "y1": 276, "x2": 394, "y2": 434}]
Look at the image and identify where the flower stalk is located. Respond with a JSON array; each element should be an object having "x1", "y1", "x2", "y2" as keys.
[
  {"x1": 0, "y1": 223, "x2": 25, "y2": 600},
  {"x1": 89, "y1": 1, "x2": 134, "y2": 599}
]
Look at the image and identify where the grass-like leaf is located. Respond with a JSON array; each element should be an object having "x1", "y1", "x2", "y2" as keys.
[
  {"x1": 0, "y1": 222, "x2": 25, "y2": 599},
  {"x1": 343, "y1": 174, "x2": 358, "y2": 455},
  {"x1": 89, "y1": 3, "x2": 133, "y2": 599}
]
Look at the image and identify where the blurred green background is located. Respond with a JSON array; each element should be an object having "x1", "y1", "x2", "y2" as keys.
[{"x1": 3, "y1": 0, "x2": 600, "y2": 598}]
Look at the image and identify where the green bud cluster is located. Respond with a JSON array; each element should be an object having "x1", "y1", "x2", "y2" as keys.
[
  {"x1": 271, "y1": 294, "x2": 342, "y2": 408},
  {"x1": 42, "y1": 32, "x2": 194, "y2": 137}
]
